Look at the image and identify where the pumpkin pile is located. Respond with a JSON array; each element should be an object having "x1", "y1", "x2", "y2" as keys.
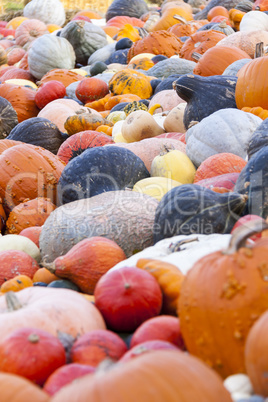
[{"x1": 1, "y1": 0, "x2": 268, "y2": 399}]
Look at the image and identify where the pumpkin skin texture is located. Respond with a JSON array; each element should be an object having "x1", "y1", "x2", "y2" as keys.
[
  {"x1": 60, "y1": 21, "x2": 108, "y2": 66},
  {"x1": 94, "y1": 266, "x2": 162, "y2": 332},
  {"x1": 7, "y1": 117, "x2": 64, "y2": 154},
  {"x1": 0, "y1": 275, "x2": 33, "y2": 293},
  {"x1": 153, "y1": 184, "x2": 247, "y2": 243},
  {"x1": 196, "y1": 172, "x2": 239, "y2": 193},
  {"x1": 75, "y1": 77, "x2": 109, "y2": 103},
  {"x1": 127, "y1": 31, "x2": 183, "y2": 62},
  {"x1": 43, "y1": 363, "x2": 95, "y2": 396},
  {"x1": 0, "y1": 287, "x2": 106, "y2": 341},
  {"x1": 173, "y1": 74, "x2": 238, "y2": 129},
  {"x1": 33, "y1": 267, "x2": 58, "y2": 284},
  {"x1": 57, "y1": 130, "x2": 113, "y2": 164},
  {"x1": 109, "y1": 69, "x2": 152, "y2": 98},
  {"x1": 6, "y1": 197, "x2": 56, "y2": 235},
  {"x1": 0, "y1": 97, "x2": 18, "y2": 139},
  {"x1": 39, "y1": 69, "x2": 84, "y2": 88},
  {"x1": 57, "y1": 146, "x2": 150, "y2": 205},
  {"x1": 40, "y1": 191, "x2": 158, "y2": 262},
  {"x1": 0, "y1": 250, "x2": 39, "y2": 285},
  {"x1": 44, "y1": 237, "x2": 126, "y2": 295},
  {"x1": 180, "y1": 30, "x2": 226, "y2": 61},
  {"x1": 119, "y1": 340, "x2": 179, "y2": 363},
  {"x1": 130, "y1": 315, "x2": 185, "y2": 350},
  {"x1": 23, "y1": 0, "x2": 65, "y2": 26},
  {"x1": 179, "y1": 223, "x2": 268, "y2": 378},
  {"x1": 0, "y1": 327, "x2": 66, "y2": 386},
  {"x1": 35, "y1": 81, "x2": 66, "y2": 109},
  {"x1": 20, "y1": 226, "x2": 42, "y2": 248},
  {"x1": 0, "y1": 143, "x2": 65, "y2": 212},
  {"x1": 15, "y1": 19, "x2": 48, "y2": 47},
  {"x1": 50, "y1": 350, "x2": 233, "y2": 402},
  {"x1": 70, "y1": 329, "x2": 128, "y2": 366},
  {"x1": 106, "y1": 0, "x2": 149, "y2": 22},
  {"x1": 0, "y1": 372, "x2": 49, "y2": 402},
  {"x1": 28, "y1": 35, "x2": 75, "y2": 80}
]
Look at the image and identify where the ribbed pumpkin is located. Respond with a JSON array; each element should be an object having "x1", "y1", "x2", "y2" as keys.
[
  {"x1": 109, "y1": 69, "x2": 152, "y2": 98},
  {"x1": 168, "y1": 19, "x2": 208, "y2": 37},
  {"x1": 241, "y1": 106, "x2": 268, "y2": 120},
  {"x1": 0, "y1": 143, "x2": 65, "y2": 212},
  {"x1": 38, "y1": 68, "x2": 84, "y2": 87},
  {"x1": 57, "y1": 130, "x2": 114, "y2": 164},
  {"x1": 180, "y1": 30, "x2": 226, "y2": 61},
  {"x1": 216, "y1": 30, "x2": 268, "y2": 58},
  {"x1": 0, "y1": 83, "x2": 39, "y2": 122},
  {"x1": 193, "y1": 45, "x2": 251, "y2": 76},
  {"x1": 64, "y1": 112, "x2": 112, "y2": 136},
  {"x1": 15, "y1": 19, "x2": 48, "y2": 47},
  {"x1": 127, "y1": 31, "x2": 183, "y2": 62},
  {"x1": 6, "y1": 197, "x2": 56, "y2": 234},
  {"x1": 151, "y1": 5, "x2": 193, "y2": 31}
]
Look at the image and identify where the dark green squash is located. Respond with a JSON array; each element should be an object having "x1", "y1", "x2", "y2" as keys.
[
  {"x1": 0, "y1": 96, "x2": 18, "y2": 139},
  {"x1": 234, "y1": 146, "x2": 268, "y2": 218},
  {"x1": 105, "y1": 0, "x2": 149, "y2": 22},
  {"x1": 89, "y1": 61, "x2": 107, "y2": 76},
  {"x1": 60, "y1": 20, "x2": 108, "y2": 65},
  {"x1": 7, "y1": 117, "x2": 64, "y2": 154},
  {"x1": 247, "y1": 118, "x2": 268, "y2": 160},
  {"x1": 47, "y1": 279, "x2": 80, "y2": 291},
  {"x1": 153, "y1": 184, "x2": 247, "y2": 243},
  {"x1": 173, "y1": 74, "x2": 238, "y2": 129},
  {"x1": 115, "y1": 38, "x2": 133, "y2": 50},
  {"x1": 154, "y1": 74, "x2": 182, "y2": 94},
  {"x1": 57, "y1": 146, "x2": 150, "y2": 205},
  {"x1": 105, "y1": 48, "x2": 129, "y2": 64}
]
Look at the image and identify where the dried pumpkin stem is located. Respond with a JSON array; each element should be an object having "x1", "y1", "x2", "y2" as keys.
[
  {"x1": 223, "y1": 219, "x2": 268, "y2": 255},
  {"x1": 5, "y1": 291, "x2": 23, "y2": 311},
  {"x1": 173, "y1": 14, "x2": 188, "y2": 24},
  {"x1": 254, "y1": 42, "x2": 264, "y2": 58}
]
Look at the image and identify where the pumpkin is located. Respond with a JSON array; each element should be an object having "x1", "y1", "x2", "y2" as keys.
[
  {"x1": 106, "y1": 16, "x2": 145, "y2": 28},
  {"x1": 60, "y1": 21, "x2": 108, "y2": 66},
  {"x1": 0, "y1": 97, "x2": 18, "y2": 139},
  {"x1": 35, "y1": 81, "x2": 66, "y2": 109},
  {"x1": 0, "y1": 83, "x2": 39, "y2": 123},
  {"x1": 180, "y1": 29, "x2": 226, "y2": 61},
  {"x1": 136, "y1": 258, "x2": 185, "y2": 315},
  {"x1": 148, "y1": 89, "x2": 185, "y2": 113},
  {"x1": 57, "y1": 146, "x2": 150, "y2": 205},
  {"x1": 163, "y1": 104, "x2": 186, "y2": 133},
  {"x1": 194, "y1": 153, "x2": 247, "y2": 183},
  {"x1": 120, "y1": 340, "x2": 179, "y2": 362},
  {"x1": 15, "y1": 19, "x2": 48, "y2": 47},
  {"x1": 211, "y1": 20, "x2": 235, "y2": 35},
  {"x1": 109, "y1": 69, "x2": 152, "y2": 98},
  {"x1": 153, "y1": 184, "x2": 247, "y2": 243},
  {"x1": 197, "y1": 172, "x2": 239, "y2": 193},
  {"x1": 133, "y1": 177, "x2": 182, "y2": 202},
  {"x1": 245, "y1": 310, "x2": 268, "y2": 396},
  {"x1": 236, "y1": 56, "x2": 268, "y2": 110},
  {"x1": 193, "y1": 45, "x2": 251, "y2": 76},
  {"x1": 0, "y1": 234, "x2": 40, "y2": 261},
  {"x1": 64, "y1": 112, "x2": 112, "y2": 136},
  {"x1": 0, "y1": 68, "x2": 35, "y2": 83},
  {"x1": 151, "y1": 148, "x2": 196, "y2": 184},
  {"x1": 6, "y1": 17, "x2": 28, "y2": 30},
  {"x1": 185, "y1": 109, "x2": 262, "y2": 167},
  {"x1": 50, "y1": 349, "x2": 233, "y2": 402},
  {"x1": 253, "y1": 0, "x2": 268, "y2": 10},
  {"x1": 40, "y1": 191, "x2": 158, "y2": 262},
  {"x1": 75, "y1": 77, "x2": 109, "y2": 104},
  {"x1": 247, "y1": 118, "x2": 268, "y2": 159},
  {"x1": 0, "y1": 47, "x2": 7, "y2": 66},
  {"x1": 121, "y1": 110, "x2": 164, "y2": 142},
  {"x1": 43, "y1": 364, "x2": 95, "y2": 396},
  {"x1": 28, "y1": 35, "x2": 75, "y2": 80},
  {"x1": 168, "y1": 19, "x2": 208, "y2": 37},
  {"x1": 0, "y1": 275, "x2": 33, "y2": 293},
  {"x1": 239, "y1": 10, "x2": 268, "y2": 32},
  {"x1": 145, "y1": 57, "x2": 196, "y2": 79},
  {"x1": 127, "y1": 31, "x2": 183, "y2": 62},
  {"x1": 106, "y1": 0, "x2": 149, "y2": 22},
  {"x1": 7, "y1": 117, "x2": 65, "y2": 154},
  {"x1": 0, "y1": 143, "x2": 65, "y2": 212},
  {"x1": 20, "y1": 226, "x2": 42, "y2": 248},
  {"x1": 0, "y1": 372, "x2": 49, "y2": 402},
  {"x1": 33, "y1": 268, "x2": 58, "y2": 284},
  {"x1": 0, "y1": 327, "x2": 66, "y2": 385},
  {"x1": 6, "y1": 197, "x2": 56, "y2": 235},
  {"x1": 23, "y1": 0, "x2": 65, "y2": 26},
  {"x1": 207, "y1": 5, "x2": 230, "y2": 21},
  {"x1": 173, "y1": 74, "x2": 238, "y2": 129},
  {"x1": 43, "y1": 237, "x2": 126, "y2": 295},
  {"x1": 6, "y1": 47, "x2": 26, "y2": 66},
  {"x1": 193, "y1": 0, "x2": 242, "y2": 20},
  {"x1": 128, "y1": 57, "x2": 155, "y2": 71},
  {"x1": 241, "y1": 106, "x2": 268, "y2": 120},
  {"x1": 0, "y1": 250, "x2": 39, "y2": 285},
  {"x1": 39, "y1": 69, "x2": 84, "y2": 87},
  {"x1": 151, "y1": 6, "x2": 193, "y2": 32},
  {"x1": 222, "y1": 58, "x2": 251, "y2": 76},
  {"x1": 57, "y1": 130, "x2": 114, "y2": 164},
  {"x1": 94, "y1": 265, "x2": 162, "y2": 332},
  {"x1": 179, "y1": 220, "x2": 268, "y2": 378},
  {"x1": 70, "y1": 329, "x2": 127, "y2": 366}
]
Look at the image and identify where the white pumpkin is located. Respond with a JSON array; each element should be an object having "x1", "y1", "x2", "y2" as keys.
[
  {"x1": 0, "y1": 235, "x2": 40, "y2": 262},
  {"x1": 216, "y1": 30, "x2": 268, "y2": 58},
  {"x1": 148, "y1": 89, "x2": 185, "y2": 114},
  {"x1": 239, "y1": 10, "x2": 268, "y2": 32},
  {"x1": 28, "y1": 34, "x2": 76, "y2": 79},
  {"x1": 185, "y1": 109, "x2": 262, "y2": 167},
  {"x1": 23, "y1": 0, "x2": 65, "y2": 27}
]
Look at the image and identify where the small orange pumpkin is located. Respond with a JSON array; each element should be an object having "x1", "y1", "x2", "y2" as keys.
[{"x1": 0, "y1": 275, "x2": 33, "y2": 293}]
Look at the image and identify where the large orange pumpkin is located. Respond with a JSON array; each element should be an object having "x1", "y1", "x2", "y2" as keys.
[
  {"x1": 179, "y1": 220, "x2": 268, "y2": 378},
  {"x1": 0, "y1": 372, "x2": 49, "y2": 402},
  {"x1": 38, "y1": 68, "x2": 84, "y2": 87},
  {"x1": 180, "y1": 30, "x2": 226, "y2": 61}
]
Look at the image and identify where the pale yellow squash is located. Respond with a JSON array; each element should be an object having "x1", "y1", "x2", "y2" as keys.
[{"x1": 133, "y1": 176, "x2": 182, "y2": 201}]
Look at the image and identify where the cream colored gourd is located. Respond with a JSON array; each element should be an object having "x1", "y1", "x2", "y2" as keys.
[
  {"x1": 23, "y1": 0, "x2": 65, "y2": 27},
  {"x1": 0, "y1": 235, "x2": 41, "y2": 262},
  {"x1": 239, "y1": 11, "x2": 268, "y2": 32},
  {"x1": 163, "y1": 103, "x2": 187, "y2": 133},
  {"x1": 121, "y1": 110, "x2": 165, "y2": 143},
  {"x1": 133, "y1": 177, "x2": 182, "y2": 201},
  {"x1": 107, "y1": 111, "x2": 126, "y2": 124},
  {"x1": 151, "y1": 148, "x2": 196, "y2": 183},
  {"x1": 3, "y1": 79, "x2": 38, "y2": 89}
]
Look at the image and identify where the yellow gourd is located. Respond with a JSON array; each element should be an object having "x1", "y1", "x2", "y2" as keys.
[
  {"x1": 151, "y1": 147, "x2": 196, "y2": 183},
  {"x1": 0, "y1": 275, "x2": 33, "y2": 293},
  {"x1": 133, "y1": 177, "x2": 182, "y2": 201}
]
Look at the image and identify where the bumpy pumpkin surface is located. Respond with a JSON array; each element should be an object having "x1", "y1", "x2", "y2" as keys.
[{"x1": 109, "y1": 69, "x2": 152, "y2": 98}]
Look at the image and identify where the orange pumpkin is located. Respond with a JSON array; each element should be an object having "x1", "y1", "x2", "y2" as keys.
[
  {"x1": 228, "y1": 8, "x2": 246, "y2": 30},
  {"x1": 207, "y1": 6, "x2": 230, "y2": 21},
  {"x1": 151, "y1": 5, "x2": 193, "y2": 31},
  {"x1": 64, "y1": 112, "x2": 112, "y2": 136},
  {"x1": 241, "y1": 106, "x2": 268, "y2": 120},
  {"x1": 168, "y1": 19, "x2": 208, "y2": 37},
  {"x1": 39, "y1": 68, "x2": 84, "y2": 87},
  {"x1": 15, "y1": 19, "x2": 48, "y2": 47},
  {"x1": 180, "y1": 30, "x2": 226, "y2": 61},
  {"x1": 0, "y1": 372, "x2": 49, "y2": 402},
  {"x1": 109, "y1": 69, "x2": 153, "y2": 98},
  {"x1": 105, "y1": 16, "x2": 145, "y2": 28},
  {"x1": 0, "y1": 275, "x2": 33, "y2": 293},
  {"x1": 33, "y1": 268, "x2": 59, "y2": 284}
]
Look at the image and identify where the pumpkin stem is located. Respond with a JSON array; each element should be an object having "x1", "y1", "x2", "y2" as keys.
[
  {"x1": 254, "y1": 42, "x2": 264, "y2": 58},
  {"x1": 223, "y1": 219, "x2": 268, "y2": 255},
  {"x1": 5, "y1": 291, "x2": 23, "y2": 311},
  {"x1": 28, "y1": 333, "x2": 40, "y2": 343},
  {"x1": 173, "y1": 14, "x2": 188, "y2": 24},
  {"x1": 168, "y1": 237, "x2": 199, "y2": 253},
  {"x1": 40, "y1": 260, "x2": 56, "y2": 273},
  {"x1": 218, "y1": 20, "x2": 228, "y2": 28},
  {"x1": 148, "y1": 104, "x2": 163, "y2": 115},
  {"x1": 160, "y1": 144, "x2": 175, "y2": 156},
  {"x1": 191, "y1": 52, "x2": 202, "y2": 61}
]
